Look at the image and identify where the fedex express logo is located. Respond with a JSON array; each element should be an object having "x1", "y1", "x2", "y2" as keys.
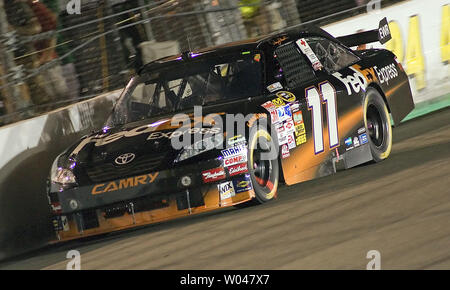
[
  {"x1": 333, "y1": 63, "x2": 399, "y2": 95},
  {"x1": 332, "y1": 66, "x2": 369, "y2": 95}
]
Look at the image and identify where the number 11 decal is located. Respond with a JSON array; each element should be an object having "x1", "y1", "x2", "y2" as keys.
[{"x1": 306, "y1": 81, "x2": 339, "y2": 154}]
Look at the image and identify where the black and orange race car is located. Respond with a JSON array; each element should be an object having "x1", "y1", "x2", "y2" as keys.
[{"x1": 48, "y1": 18, "x2": 414, "y2": 241}]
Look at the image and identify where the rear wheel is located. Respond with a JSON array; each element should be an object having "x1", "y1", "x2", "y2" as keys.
[
  {"x1": 364, "y1": 88, "x2": 392, "y2": 162},
  {"x1": 247, "y1": 127, "x2": 279, "y2": 204}
]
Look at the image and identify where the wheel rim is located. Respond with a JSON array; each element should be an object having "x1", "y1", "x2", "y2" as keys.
[
  {"x1": 252, "y1": 148, "x2": 271, "y2": 186},
  {"x1": 366, "y1": 104, "x2": 385, "y2": 147}
]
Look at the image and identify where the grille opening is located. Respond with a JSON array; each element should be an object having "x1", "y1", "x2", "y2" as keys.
[{"x1": 86, "y1": 153, "x2": 165, "y2": 183}]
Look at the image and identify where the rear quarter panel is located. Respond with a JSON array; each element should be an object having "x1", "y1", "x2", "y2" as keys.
[{"x1": 359, "y1": 49, "x2": 415, "y2": 125}]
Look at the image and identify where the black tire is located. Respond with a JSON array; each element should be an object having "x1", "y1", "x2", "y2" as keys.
[
  {"x1": 364, "y1": 88, "x2": 393, "y2": 162},
  {"x1": 246, "y1": 125, "x2": 279, "y2": 204}
]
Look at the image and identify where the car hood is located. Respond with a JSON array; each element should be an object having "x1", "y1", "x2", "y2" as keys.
[{"x1": 66, "y1": 113, "x2": 225, "y2": 182}]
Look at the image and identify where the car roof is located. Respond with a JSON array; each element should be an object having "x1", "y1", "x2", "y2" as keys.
[{"x1": 138, "y1": 24, "x2": 337, "y2": 74}]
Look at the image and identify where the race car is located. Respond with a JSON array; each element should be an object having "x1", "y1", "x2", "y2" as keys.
[{"x1": 48, "y1": 18, "x2": 414, "y2": 241}]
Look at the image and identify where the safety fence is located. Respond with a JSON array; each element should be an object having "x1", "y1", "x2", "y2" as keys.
[{"x1": 0, "y1": 0, "x2": 405, "y2": 126}]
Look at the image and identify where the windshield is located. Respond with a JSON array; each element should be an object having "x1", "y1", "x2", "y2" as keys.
[{"x1": 108, "y1": 51, "x2": 264, "y2": 126}]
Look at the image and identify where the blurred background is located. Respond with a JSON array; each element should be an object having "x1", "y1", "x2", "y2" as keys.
[{"x1": 0, "y1": 0, "x2": 407, "y2": 126}]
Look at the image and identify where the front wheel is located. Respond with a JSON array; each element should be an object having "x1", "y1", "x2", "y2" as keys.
[
  {"x1": 247, "y1": 126, "x2": 279, "y2": 204},
  {"x1": 364, "y1": 88, "x2": 393, "y2": 162}
]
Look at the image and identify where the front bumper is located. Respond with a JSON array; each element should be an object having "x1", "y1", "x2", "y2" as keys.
[{"x1": 48, "y1": 158, "x2": 255, "y2": 242}]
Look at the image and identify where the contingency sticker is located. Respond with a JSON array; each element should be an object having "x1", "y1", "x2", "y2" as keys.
[
  {"x1": 359, "y1": 133, "x2": 368, "y2": 145},
  {"x1": 295, "y1": 123, "x2": 305, "y2": 136},
  {"x1": 293, "y1": 111, "x2": 303, "y2": 125},
  {"x1": 228, "y1": 163, "x2": 248, "y2": 177},
  {"x1": 267, "y1": 82, "x2": 283, "y2": 93},
  {"x1": 276, "y1": 91, "x2": 296, "y2": 103},
  {"x1": 271, "y1": 97, "x2": 286, "y2": 108},
  {"x1": 261, "y1": 100, "x2": 276, "y2": 111},
  {"x1": 296, "y1": 134, "x2": 306, "y2": 146},
  {"x1": 218, "y1": 181, "x2": 235, "y2": 200},
  {"x1": 232, "y1": 174, "x2": 253, "y2": 194},
  {"x1": 227, "y1": 135, "x2": 246, "y2": 146},
  {"x1": 281, "y1": 144, "x2": 290, "y2": 159},
  {"x1": 270, "y1": 109, "x2": 280, "y2": 124},
  {"x1": 296, "y1": 38, "x2": 323, "y2": 71},
  {"x1": 287, "y1": 133, "x2": 296, "y2": 149},
  {"x1": 284, "y1": 118, "x2": 295, "y2": 135},
  {"x1": 276, "y1": 122, "x2": 287, "y2": 145},
  {"x1": 277, "y1": 105, "x2": 292, "y2": 122}
]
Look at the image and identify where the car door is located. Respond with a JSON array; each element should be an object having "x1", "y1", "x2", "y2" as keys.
[{"x1": 273, "y1": 37, "x2": 365, "y2": 185}]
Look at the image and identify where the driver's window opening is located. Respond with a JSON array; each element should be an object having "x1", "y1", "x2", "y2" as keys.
[{"x1": 114, "y1": 52, "x2": 263, "y2": 125}]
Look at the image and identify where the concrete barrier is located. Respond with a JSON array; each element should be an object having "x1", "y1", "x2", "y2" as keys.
[{"x1": 0, "y1": 90, "x2": 121, "y2": 261}]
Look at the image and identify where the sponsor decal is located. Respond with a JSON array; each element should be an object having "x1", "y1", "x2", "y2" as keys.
[
  {"x1": 261, "y1": 100, "x2": 276, "y2": 111},
  {"x1": 295, "y1": 134, "x2": 306, "y2": 145},
  {"x1": 353, "y1": 137, "x2": 360, "y2": 147},
  {"x1": 352, "y1": 64, "x2": 378, "y2": 83},
  {"x1": 295, "y1": 123, "x2": 305, "y2": 136},
  {"x1": 224, "y1": 154, "x2": 247, "y2": 167},
  {"x1": 61, "y1": 216, "x2": 70, "y2": 231},
  {"x1": 293, "y1": 111, "x2": 303, "y2": 125},
  {"x1": 277, "y1": 105, "x2": 292, "y2": 122},
  {"x1": 271, "y1": 97, "x2": 286, "y2": 107},
  {"x1": 227, "y1": 135, "x2": 246, "y2": 146},
  {"x1": 52, "y1": 216, "x2": 66, "y2": 232},
  {"x1": 332, "y1": 66, "x2": 368, "y2": 95},
  {"x1": 359, "y1": 133, "x2": 369, "y2": 145},
  {"x1": 345, "y1": 137, "x2": 353, "y2": 147},
  {"x1": 287, "y1": 133, "x2": 296, "y2": 149},
  {"x1": 202, "y1": 167, "x2": 226, "y2": 183},
  {"x1": 275, "y1": 91, "x2": 296, "y2": 103},
  {"x1": 270, "y1": 109, "x2": 280, "y2": 124},
  {"x1": 267, "y1": 82, "x2": 283, "y2": 92},
  {"x1": 232, "y1": 174, "x2": 253, "y2": 194},
  {"x1": 357, "y1": 127, "x2": 366, "y2": 134},
  {"x1": 296, "y1": 38, "x2": 323, "y2": 71},
  {"x1": 218, "y1": 181, "x2": 235, "y2": 200},
  {"x1": 290, "y1": 101, "x2": 300, "y2": 113},
  {"x1": 281, "y1": 144, "x2": 290, "y2": 159},
  {"x1": 51, "y1": 202, "x2": 62, "y2": 214},
  {"x1": 221, "y1": 144, "x2": 246, "y2": 157},
  {"x1": 228, "y1": 163, "x2": 248, "y2": 176},
  {"x1": 374, "y1": 63, "x2": 398, "y2": 84},
  {"x1": 284, "y1": 118, "x2": 295, "y2": 134},
  {"x1": 378, "y1": 17, "x2": 392, "y2": 44},
  {"x1": 91, "y1": 172, "x2": 159, "y2": 195},
  {"x1": 276, "y1": 122, "x2": 287, "y2": 145}
]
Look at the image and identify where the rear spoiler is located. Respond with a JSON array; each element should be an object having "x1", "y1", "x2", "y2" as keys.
[{"x1": 336, "y1": 17, "x2": 392, "y2": 47}]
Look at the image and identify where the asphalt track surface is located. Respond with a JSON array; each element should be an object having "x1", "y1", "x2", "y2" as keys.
[{"x1": 1, "y1": 107, "x2": 449, "y2": 270}]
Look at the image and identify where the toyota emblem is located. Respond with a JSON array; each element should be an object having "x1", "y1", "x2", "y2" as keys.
[{"x1": 115, "y1": 153, "x2": 136, "y2": 165}]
